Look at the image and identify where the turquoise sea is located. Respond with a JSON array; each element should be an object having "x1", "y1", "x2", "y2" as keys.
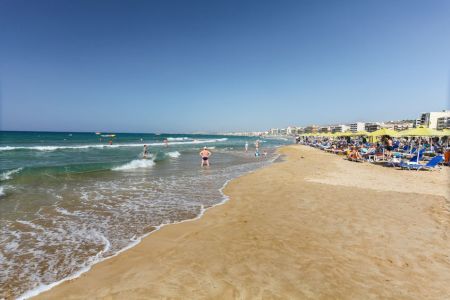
[{"x1": 0, "y1": 131, "x2": 290, "y2": 299}]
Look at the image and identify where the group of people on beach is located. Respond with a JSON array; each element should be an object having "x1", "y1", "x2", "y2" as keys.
[{"x1": 299, "y1": 134, "x2": 450, "y2": 167}]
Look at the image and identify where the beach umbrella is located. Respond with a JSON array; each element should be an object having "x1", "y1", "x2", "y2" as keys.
[
  {"x1": 352, "y1": 130, "x2": 369, "y2": 136},
  {"x1": 367, "y1": 128, "x2": 399, "y2": 148},
  {"x1": 318, "y1": 132, "x2": 333, "y2": 137},
  {"x1": 336, "y1": 131, "x2": 353, "y2": 137},
  {"x1": 442, "y1": 129, "x2": 450, "y2": 147},
  {"x1": 398, "y1": 126, "x2": 442, "y2": 137},
  {"x1": 436, "y1": 129, "x2": 450, "y2": 137},
  {"x1": 398, "y1": 126, "x2": 444, "y2": 163},
  {"x1": 367, "y1": 128, "x2": 399, "y2": 137}
]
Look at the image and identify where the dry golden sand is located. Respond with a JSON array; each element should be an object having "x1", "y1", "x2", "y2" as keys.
[{"x1": 34, "y1": 145, "x2": 450, "y2": 300}]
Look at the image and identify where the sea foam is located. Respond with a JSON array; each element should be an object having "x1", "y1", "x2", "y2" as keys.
[
  {"x1": 166, "y1": 137, "x2": 190, "y2": 141},
  {"x1": 0, "y1": 168, "x2": 23, "y2": 181},
  {"x1": 112, "y1": 159, "x2": 155, "y2": 171},
  {"x1": 0, "y1": 138, "x2": 228, "y2": 152},
  {"x1": 167, "y1": 151, "x2": 181, "y2": 158}
]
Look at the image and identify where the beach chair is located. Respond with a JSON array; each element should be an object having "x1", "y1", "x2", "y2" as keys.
[
  {"x1": 386, "y1": 155, "x2": 422, "y2": 167},
  {"x1": 348, "y1": 156, "x2": 364, "y2": 162},
  {"x1": 399, "y1": 155, "x2": 444, "y2": 171},
  {"x1": 368, "y1": 151, "x2": 384, "y2": 162},
  {"x1": 399, "y1": 145, "x2": 409, "y2": 153}
]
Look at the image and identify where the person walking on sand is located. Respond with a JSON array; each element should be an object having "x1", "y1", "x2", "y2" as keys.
[
  {"x1": 245, "y1": 141, "x2": 248, "y2": 152},
  {"x1": 200, "y1": 146, "x2": 212, "y2": 167}
]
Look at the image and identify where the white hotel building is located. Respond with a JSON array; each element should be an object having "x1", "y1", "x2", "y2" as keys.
[
  {"x1": 350, "y1": 122, "x2": 365, "y2": 133},
  {"x1": 420, "y1": 110, "x2": 450, "y2": 129}
]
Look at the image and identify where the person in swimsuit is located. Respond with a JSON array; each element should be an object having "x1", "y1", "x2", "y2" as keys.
[
  {"x1": 143, "y1": 144, "x2": 149, "y2": 159},
  {"x1": 200, "y1": 146, "x2": 212, "y2": 167},
  {"x1": 385, "y1": 137, "x2": 393, "y2": 159}
]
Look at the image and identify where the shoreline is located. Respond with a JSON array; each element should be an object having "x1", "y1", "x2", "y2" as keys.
[
  {"x1": 19, "y1": 153, "x2": 280, "y2": 300},
  {"x1": 29, "y1": 146, "x2": 448, "y2": 299}
]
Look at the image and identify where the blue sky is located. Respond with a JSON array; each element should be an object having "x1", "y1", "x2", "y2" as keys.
[{"x1": 1, "y1": 0, "x2": 449, "y2": 133}]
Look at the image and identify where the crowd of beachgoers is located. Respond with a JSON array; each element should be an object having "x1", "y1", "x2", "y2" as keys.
[{"x1": 296, "y1": 128, "x2": 450, "y2": 171}]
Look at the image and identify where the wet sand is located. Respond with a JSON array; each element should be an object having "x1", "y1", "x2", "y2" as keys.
[{"x1": 34, "y1": 145, "x2": 450, "y2": 299}]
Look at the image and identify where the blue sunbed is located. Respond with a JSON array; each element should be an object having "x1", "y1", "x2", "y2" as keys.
[{"x1": 399, "y1": 155, "x2": 444, "y2": 171}]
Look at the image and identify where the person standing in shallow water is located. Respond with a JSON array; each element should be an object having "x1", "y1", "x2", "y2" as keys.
[
  {"x1": 200, "y1": 146, "x2": 212, "y2": 167},
  {"x1": 142, "y1": 145, "x2": 149, "y2": 159}
]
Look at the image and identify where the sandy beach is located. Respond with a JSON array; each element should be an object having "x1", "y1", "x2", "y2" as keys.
[{"x1": 33, "y1": 145, "x2": 450, "y2": 300}]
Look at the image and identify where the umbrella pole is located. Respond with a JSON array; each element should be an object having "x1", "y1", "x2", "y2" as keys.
[
  {"x1": 417, "y1": 139, "x2": 421, "y2": 164},
  {"x1": 409, "y1": 138, "x2": 413, "y2": 155}
]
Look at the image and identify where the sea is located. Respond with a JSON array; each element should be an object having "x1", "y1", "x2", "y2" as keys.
[{"x1": 0, "y1": 131, "x2": 290, "y2": 299}]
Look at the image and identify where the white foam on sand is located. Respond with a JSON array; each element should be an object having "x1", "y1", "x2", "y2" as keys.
[{"x1": 112, "y1": 159, "x2": 155, "y2": 171}]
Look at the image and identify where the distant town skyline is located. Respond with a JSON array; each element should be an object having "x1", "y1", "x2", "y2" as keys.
[{"x1": 1, "y1": 0, "x2": 449, "y2": 133}]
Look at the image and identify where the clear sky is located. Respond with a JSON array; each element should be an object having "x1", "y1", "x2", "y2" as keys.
[{"x1": 1, "y1": 0, "x2": 449, "y2": 133}]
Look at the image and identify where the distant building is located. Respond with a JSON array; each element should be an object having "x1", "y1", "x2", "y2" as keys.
[
  {"x1": 420, "y1": 110, "x2": 450, "y2": 129},
  {"x1": 304, "y1": 125, "x2": 319, "y2": 133},
  {"x1": 365, "y1": 122, "x2": 381, "y2": 132},
  {"x1": 331, "y1": 124, "x2": 350, "y2": 133},
  {"x1": 318, "y1": 126, "x2": 332, "y2": 133},
  {"x1": 350, "y1": 122, "x2": 365, "y2": 133},
  {"x1": 269, "y1": 128, "x2": 280, "y2": 135},
  {"x1": 286, "y1": 126, "x2": 294, "y2": 135},
  {"x1": 437, "y1": 117, "x2": 450, "y2": 130},
  {"x1": 286, "y1": 126, "x2": 302, "y2": 135},
  {"x1": 413, "y1": 119, "x2": 421, "y2": 128},
  {"x1": 382, "y1": 120, "x2": 414, "y2": 131}
]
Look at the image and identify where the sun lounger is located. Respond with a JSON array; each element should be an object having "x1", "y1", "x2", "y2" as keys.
[
  {"x1": 399, "y1": 155, "x2": 444, "y2": 171},
  {"x1": 348, "y1": 156, "x2": 364, "y2": 162},
  {"x1": 386, "y1": 155, "x2": 422, "y2": 167}
]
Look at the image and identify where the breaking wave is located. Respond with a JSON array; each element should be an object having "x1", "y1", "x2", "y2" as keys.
[
  {"x1": 0, "y1": 168, "x2": 23, "y2": 181},
  {"x1": 167, "y1": 151, "x2": 181, "y2": 158},
  {"x1": 166, "y1": 137, "x2": 191, "y2": 141},
  {"x1": 112, "y1": 159, "x2": 155, "y2": 171},
  {"x1": 0, "y1": 138, "x2": 228, "y2": 152}
]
